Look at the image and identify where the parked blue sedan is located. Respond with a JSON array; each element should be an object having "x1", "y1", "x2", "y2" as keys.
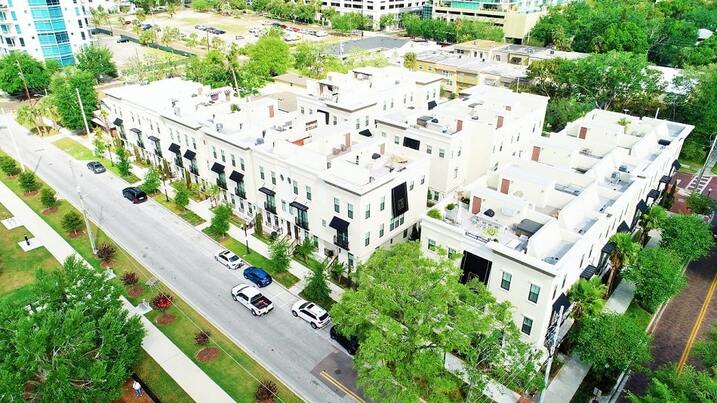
[{"x1": 243, "y1": 266, "x2": 272, "y2": 288}]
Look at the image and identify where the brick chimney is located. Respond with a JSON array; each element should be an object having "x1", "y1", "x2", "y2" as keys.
[
  {"x1": 496, "y1": 115, "x2": 504, "y2": 129},
  {"x1": 456, "y1": 119, "x2": 463, "y2": 132},
  {"x1": 344, "y1": 132, "x2": 351, "y2": 148},
  {"x1": 379, "y1": 143, "x2": 385, "y2": 155},
  {"x1": 268, "y1": 105, "x2": 275, "y2": 118},
  {"x1": 224, "y1": 89, "x2": 231, "y2": 102}
]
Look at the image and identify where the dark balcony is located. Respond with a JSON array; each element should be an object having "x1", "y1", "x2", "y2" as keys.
[
  {"x1": 154, "y1": 148, "x2": 163, "y2": 158},
  {"x1": 264, "y1": 202, "x2": 277, "y2": 214},
  {"x1": 216, "y1": 178, "x2": 227, "y2": 190},
  {"x1": 189, "y1": 165, "x2": 199, "y2": 176},
  {"x1": 174, "y1": 156, "x2": 183, "y2": 168},
  {"x1": 295, "y1": 217, "x2": 309, "y2": 231},
  {"x1": 235, "y1": 186, "x2": 246, "y2": 199},
  {"x1": 333, "y1": 234, "x2": 349, "y2": 249}
]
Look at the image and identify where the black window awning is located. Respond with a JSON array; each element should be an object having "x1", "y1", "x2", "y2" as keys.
[
  {"x1": 183, "y1": 150, "x2": 196, "y2": 160},
  {"x1": 403, "y1": 136, "x2": 420, "y2": 150},
  {"x1": 148, "y1": 135, "x2": 160, "y2": 142},
  {"x1": 636, "y1": 200, "x2": 648, "y2": 213},
  {"x1": 169, "y1": 143, "x2": 181, "y2": 153},
  {"x1": 289, "y1": 201, "x2": 308, "y2": 211},
  {"x1": 318, "y1": 109, "x2": 329, "y2": 125},
  {"x1": 229, "y1": 170, "x2": 244, "y2": 182},
  {"x1": 659, "y1": 175, "x2": 672, "y2": 184},
  {"x1": 601, "y1": 241, "x2": 615, "y2": 254},
  {"x1": 258, "y1": 187, "x2": 275, "y2": 196},
  {"x1": 428, "y1": 100, "x2": 437, "y2": 110},
  {"x1": 658, "y1": 139, "x2": 671, "y2": 146},
  {"x1": 329, "y1": 216, "x2": 349, "y2": 232},
  {"x1": 672, "y1": 160, "x2": 681, "y2": 170},
  {"x1": 580, "y1": 265, "x2": 597, "y2": 279},
  {"x1": 113, "y1": 117, "x2": 123, "y2": 126},
  {"x1": 211, "y1": 162, "x2": 225, "y2": 174},
  {"x1": 517, "y1": 219, "x2": 543, "y2": 237},
  {"x1": 358, "y1": 129, "x2": 372, "y2": 137},
  {"x1": 647, "y1": 189, "x2": 660, "y2": 199},
  {"x1": 553, "y1": 292, "x2": 571, "y2": 314},
  {"x1": 617, "y1": 221, "x2": 630, "y2": 233},
  {"x1": 129, "y1": 128, "x2": 141, "y2": 134},
  {"x1": 391, "y1": 182, "x2": 409, "y2": 218}
]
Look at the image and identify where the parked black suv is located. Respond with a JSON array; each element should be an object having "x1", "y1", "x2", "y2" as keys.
[
  {"x1": 329, "y1": 326, "x2": 359, "y2": 355},
  {"x1": 122, "y1": 187, "x2": 147, "y2": 204}
]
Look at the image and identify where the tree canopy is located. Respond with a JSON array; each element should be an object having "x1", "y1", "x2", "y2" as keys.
[
  {"x1": 330, "y1": 242, "x2": 542, "y2": 402},
  {"x1": 629, "y1": 365, "x2": 717, "y2": 403},
  {"x1": 76, "y1": 44, "x2": 118, "y2": 80},
  {"x1": 49, "y1": 67, "x2": 98, "y2": 131},
  {"x1": 400, "y1": 14, "x2": 504, "y2": 43},
  {"x1": 0, "y1": 255, "x2": 144, "y2": 401},
  {"x1": 623, "y1": 247, "x2": 686, "y2": 311},
  {"x1": 0, "y1": 52, "x2": 53, "y2": 97},
  {"x1": 660, "y1": 214, "x2": 715, "y2": 263}
]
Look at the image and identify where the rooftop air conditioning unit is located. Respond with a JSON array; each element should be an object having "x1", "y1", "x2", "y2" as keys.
[
  {"x1": 618, "y1": 164, "x2": 630, "y2": 173},
  {"x1": 215, "y1": 123, "x2": 223, "y2": 132},
  {"x1": 255, "y1": 138, "x2": 264, "y2": 145},
  {"x1": 610, "y1": 171, "x2": 621, "y2": 182}
]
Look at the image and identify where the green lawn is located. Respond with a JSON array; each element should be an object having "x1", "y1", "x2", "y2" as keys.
[
  {"x1": 678, "y1": 158, "x2": 717, "y2": 175},
  {"x1": 211, "y1": 205, "x2": 246, "y2": 227},
  {"x1": 0, "y1": 150, "x2": 301, "y2": 403},
  {"x1": 203, "y1": 229, "x2": 301, "y2": 288},
  {"x1": 0, "y1": 202, "x2": 59, "y2": 298},
  {"x1": 152, "y1": 194, "x2": 206, "y2": 226},
  {"x1": 133, "y1": 351, "x2": 193, "y2": 403},
  {"x1": 625, "y1": 300, "x2": 653, "y2": 330},
  {"x1": 52, "y1": 137, "x2": 141, "y2": 183}
]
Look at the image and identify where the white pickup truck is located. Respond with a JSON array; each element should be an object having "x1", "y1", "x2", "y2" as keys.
[{"x1": 231, "y1": 283, "x2": 274, "y2": 316}]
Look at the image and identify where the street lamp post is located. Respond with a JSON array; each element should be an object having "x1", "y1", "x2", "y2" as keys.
[
  {"x1": 76, "y1": 184, "x2": 97, "y2": 255},
  {"x1": 75, "y1": 87, "x2": 91, "y2": 137},
  {"x1": 243, "y1": 224, "x2": 250, "y2": 254}
]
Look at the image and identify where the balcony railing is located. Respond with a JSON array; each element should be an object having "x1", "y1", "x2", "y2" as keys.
[
  {"x1": 216, "y1": 178, "x2": 227, "y2": 190},
  {"x1": 295, "y1": 217, "x2": 309, "y2": 231},
  {"x1": 235, "y1": 187, "x2": 246, "y2": 199},
  {"x1": 154, "y1": 148, "x2": 163, "y2": 158},
  {"x1": 174, "y1": 156, "x2": 183, "y2": 168},
  {"x1": 333, "y1": 235, "x2": 349, "y2": 250},
  {"x1": 264, "y1": 202, "x2": 277, "y2": 214},
  {"x1": 189, "y1": 165, "x2": 199, "y2": 176}
]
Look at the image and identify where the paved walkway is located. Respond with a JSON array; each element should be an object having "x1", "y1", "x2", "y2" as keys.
[{"x1": 0, "y1": 181, "x2": 233, "y2": 403}]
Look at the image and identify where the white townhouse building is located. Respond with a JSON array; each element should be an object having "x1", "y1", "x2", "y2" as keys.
[
  {"x1": 374, "y1": 85, "x2": 548, "y2": 202},
  {"x1": 420, "y1": 109, "x2": 692, "y2": 350},
  {"x1": 322, "y1": 0, "x2": 423, "y2": 30},
  {"x1": 296, "y1": 66, "x2": 443, "y2": 136},
  {"x1": 0, "y1": 0, "x2": 93, "y2": 65},
  {"x1": 101, "y1": 74, "x2": 431, "y2": 268}
]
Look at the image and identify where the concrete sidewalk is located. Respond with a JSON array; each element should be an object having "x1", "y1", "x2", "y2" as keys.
[{"x1": 0, "y1": 181, "x2": 233, "y2": 403}]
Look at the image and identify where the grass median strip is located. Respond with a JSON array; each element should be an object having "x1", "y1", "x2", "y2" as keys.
[
  {"x1": 52, "y1": 137, "x2": 141, "y2": 183},
  {"x1": 0, "y1": 150, "x2": 301, "y2": 403},
  {"x1": 152, "y1": 194, "x2": 206, "y2": 226}
]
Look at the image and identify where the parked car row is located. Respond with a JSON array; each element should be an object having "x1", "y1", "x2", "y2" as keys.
[{"x1": 195, "y1": 24, "x2": 225, "y2": 35}]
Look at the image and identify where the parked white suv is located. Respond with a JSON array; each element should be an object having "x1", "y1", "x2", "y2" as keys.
[
  {"x1": 214, "y1": 249, "x2": 246, "y2": 270},
  {"x1": 291, "y1": 299, "x2": 330, "y2": 329}
]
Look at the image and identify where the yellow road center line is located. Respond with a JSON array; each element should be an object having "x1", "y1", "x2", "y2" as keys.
[
  {"x1": 677, "y1": 272, "x2": 717, "y2": 373},
  {"x1": 320, "y1": 370, "x2": 366, "y2": 403}
]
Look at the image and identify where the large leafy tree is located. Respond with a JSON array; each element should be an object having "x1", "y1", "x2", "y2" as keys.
[
  {"x1": 184, "y1": 50, "x2": 233, "y2": 88},
  {"x1": 623, "y1": 247, "x2": 685, "y2": 311},
  {"x1": 330, "y1": 242, "x2": 542, "y2": 402},
  {"x1": 567, "y1": 277, "x2": 606, "y2": 321},
  {"x1": 660, "y1": 214, "x2": 715, "y2": 264},
  {"x1": 76, "y1": 44, "x2": 118, "y2": 80},
  {"x1": 0, "y1": 255, "x2": 144, "y2": 401},
  {"x1": 49, "y1": 67, "x2": 98, "y2": 130},
  {"x1": 573, "y1": 312, "x2": 651, "y2": 375},
  {"x1": 208, "y1": 203, "x2": 231, "y2": 238},
  {"x1": 245, "y1": 31, "x2": 292, "y2": 78},
  {"x1": 0, "y1": 52, "x2": 53, "y2": 96},
  {"x1": 629, "y1": 365, "x2": 717, "y2": 403},
  {"x1": 694, "y1": 322, "x2": 717, "y2": 368}
]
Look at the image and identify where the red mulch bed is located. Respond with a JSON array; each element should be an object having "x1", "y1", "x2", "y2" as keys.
[
  {"x1": 101, "y1": 259, "x2": 114, "y2": 268},
  {"x1": 67, "y1": 231, "x2": 85, "y2": 239},
  {"x1": 42, "y1": 207, "x2": 58, "y2": 214},
  {"x1": 128, "y1": 286, "x2": 144, "y2": 298},
  {"x1": 112, "y1": 379, "x2": 154, "y2": 403},
  {"x1": 155, "y1": 313, "x2": 176, "y2": 325},
  {"x1": 196, "y1": 347, "x2": 220, "y2": 363},
  {"x1": 24, "y1": 191, "x2": 39, "y2": 197}
]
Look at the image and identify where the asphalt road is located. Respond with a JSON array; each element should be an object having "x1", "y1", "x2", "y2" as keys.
[{"x1": 0, "y1": 119, "x2": 360, "y2": 403}]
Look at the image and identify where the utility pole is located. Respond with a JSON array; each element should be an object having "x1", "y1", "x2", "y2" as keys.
[
  {"x1": 75, "y1": 87, "x2": 91, "y2": 137},
  {"x1": 16, "y1": 60, "x2": 32, "y2": 103},
  {"x1": 71, "y1": 162, "x2": 97, "y2": 255},
  {"x1": 230, "y1": 67, "x2": 239, "y2": 94},
  {"x1": 537, "y1": 305, "x2": 564, "y2": 403},
  {"x1": 1, "y1": 108, "x2": 25, "y2": 172}
]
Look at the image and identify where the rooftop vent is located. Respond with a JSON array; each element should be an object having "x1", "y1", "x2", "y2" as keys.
[
  {"x1": 484, "y1": 209, "x2": 495, "y2": 217},
  {"x1": 431, "y1": 118, "x2": 439, "y2": 123},
  {"x1": 372, "y1": 153, "x2": 381, "y2": 160},
  {"x1": 255, "y1": 138, "x2": 265, "y2": 145},
  {"x1": 618, "y1": 164, "x2": 630, "y2": 173}
]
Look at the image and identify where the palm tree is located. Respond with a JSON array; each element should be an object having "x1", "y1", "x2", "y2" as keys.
[
  {"x1": 638, "y1": 205, "x2": 666, "y2": 245},
  {"x1": 205, "y1": 184, "x2": 220, "y2": 207},
  {"x1": 568, "y1": 277, "x2": 607, "y2": 321},
  {"x1": 36, "y1": 96, "x2": 59, "y2": 134},
  {"x1": 606, "y1": 232, "x2": 641, "y2": 292},
  {"x1": 617, "y1": 117, "x2": 630, "y2": 134},
  {"x1": 15, "y1": 102, "x2": 44, "y2": 136}
]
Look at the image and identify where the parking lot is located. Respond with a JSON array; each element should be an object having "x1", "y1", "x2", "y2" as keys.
[
  {"x1": 135, "y1": 9, "x2": 342, "y2": 48},
  {"x1": 95, "y1": 34, "x2": 183, "y2": 68}
]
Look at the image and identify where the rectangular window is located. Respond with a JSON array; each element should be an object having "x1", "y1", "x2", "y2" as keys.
[
  {"x1": 521, "y1": 317, "x2": 533, "y2": 335},
  {"x1": 394, "y1": 136, "x2": 400, "y2": 145},
  {"x1": 364, "y1": 232, "x2": 370, "y2": 246},
  {"x1": 259, "y1": 167, "x2": 265, "y2": 180},
  {"x1": 528, "y1": 284, "x2": 540, "y2": 303},
  {"x1": 271, "y1": 171, "x2": 276, "y2": 185},
  {"x1": 347, "y1": 203, "x2": 354, "y2": 219},
  {"x1": 427, "y1": 239, "x2": 436, "y2": 251},
  {"x1": 427, "y1": 145, "x2": 432, "y2": 154},
  {"x1": 334, "y1": 197, "x2": 340, "y2": 213},
  {"x1": 231, "y1": 154, "x2": 236, "y2": 167},
  {"x1": 380, "y1": 196, "x2": 385, "y2": 211},
  {"x1": 439, "y1": 149, "x2": 445, "y2": 158},
  {"x1": 293, "y1": 181, "x2": 298, "y2": 195},
  {"x1": 282, "y1": 200, "x2": 287, "y2": 212},
  {"x1": 409, "y1": 181, "x2": 414, "y2": 191},
  {"x1": 240, "y1": 157, "x2": 245, "y2": 171},
  {"x1": 211, "y1": 146, "x2": 217, "y2": 159},
  {"x1": 421, "y1": 175, "x2": 425, "y2": 185},
  {"x1": 379, "y1": 224, "x2": 384, "y2": 238},
  {"x1": 306, "y1": 186, "x2": 312, "y2": 201},
  {"x1": 365, "y1": 204, "x2": 370, "y2": 219},
  {"x1": 501, "y1": 272, "x2": 512, "y2": 291},
  {"x1": 355, "y1": 118, "x2": 360, "y2": 129},
  {"x1": 220, "y1": 150, "x2": 226, "y2": 162}
]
